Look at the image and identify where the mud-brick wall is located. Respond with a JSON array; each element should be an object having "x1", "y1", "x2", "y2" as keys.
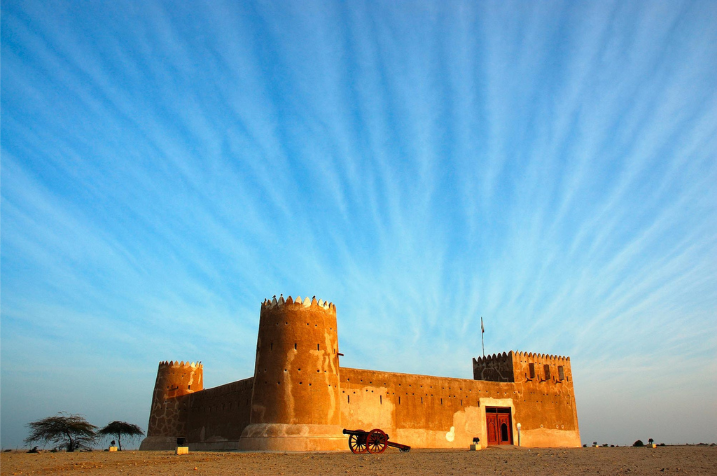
[
  {"x1": 510, "y1": 353, "x2": 580, "y2": 447},
  {"x1": 340, "y1": 368, "x2": 520, "y2": 448},
  {"x1": 339, "y1": 366, "x2": 581, "y2": 449},
  {"x1": 185, "y1": 377, "x2": 254, "y2": 443}
]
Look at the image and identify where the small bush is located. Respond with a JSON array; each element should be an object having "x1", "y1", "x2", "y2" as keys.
[{"x1": 633, "y1": 440, "x2": 644, "y2": 447}]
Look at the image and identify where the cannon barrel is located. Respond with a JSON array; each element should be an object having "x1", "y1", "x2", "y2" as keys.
[
  {"x1": 343, "y1": 428, "x2": 391, "y2": 440},
  {"x1": 343, "y1": 429, "x2": 365, "y2": 436}
]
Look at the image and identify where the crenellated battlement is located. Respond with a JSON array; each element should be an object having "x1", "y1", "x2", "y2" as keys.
[
  {"x1": 473, "y1": 351, "x2": 515, "y2": 382},
  {"x1": 473, "y1": 351, "x2": 513, "y2": 366},
  {"x1": 158, "y1": 360, "x2": 203, "y2": 368},
  {"x1": 513, "y1": 351, "x2": 570, "y2": 363},
  {"x1": 473, "y1": 351, "x2": 573, "y2": 383},
  {"x1": 260, "y1": 294, "x2": 336, "y2": 313},
  {"x1": 512, "y1": 350, "x2": 573, "y2": 383}
]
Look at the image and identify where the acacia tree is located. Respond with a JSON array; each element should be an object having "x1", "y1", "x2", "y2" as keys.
[
  {"x1": 98, "y1": 421, "x2": 144, "y2": 451},
  {"x1": 25, "y1": 413, "x2": 97, "y2": 452}
]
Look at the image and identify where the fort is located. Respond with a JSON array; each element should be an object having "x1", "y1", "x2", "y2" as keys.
[{"x1": 139, "y1": 295, "x2": 580, "y2": 451}]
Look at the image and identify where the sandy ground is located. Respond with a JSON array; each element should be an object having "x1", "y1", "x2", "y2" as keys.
[{"x1": 2, "y1": 446, "x2": 715, "y2": 475}]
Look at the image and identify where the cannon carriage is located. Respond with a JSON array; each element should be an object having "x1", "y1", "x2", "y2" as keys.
[{"x1": 342, "y1": 428, "x2": 411, "y2": 454}]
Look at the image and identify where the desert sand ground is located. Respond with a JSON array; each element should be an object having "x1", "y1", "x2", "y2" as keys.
[{"x1": 2, "y1": 446, "x2": 715, "y2": 475}]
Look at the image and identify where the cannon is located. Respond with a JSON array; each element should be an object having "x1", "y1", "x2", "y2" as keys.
[{"x1": 343, "y1": 428, "x2": 411, "y2": 454}]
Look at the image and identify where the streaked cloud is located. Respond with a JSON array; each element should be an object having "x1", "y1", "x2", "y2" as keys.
[{"x1": 2, "y1": 0, "x2": 716, "y2": 447}]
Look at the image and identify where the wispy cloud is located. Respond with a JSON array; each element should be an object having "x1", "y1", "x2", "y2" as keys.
[{"x1": 2, "y1": 0, "x2": 716, "y2": 447}]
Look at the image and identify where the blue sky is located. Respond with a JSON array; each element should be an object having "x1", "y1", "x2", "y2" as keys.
[{"x1": 2, "y1": 0, "x2": 715, "y2": 448}]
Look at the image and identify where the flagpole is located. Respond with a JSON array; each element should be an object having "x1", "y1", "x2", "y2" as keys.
[{"x1": 481, "y1": 316, "x2": 485, "y2": 358}]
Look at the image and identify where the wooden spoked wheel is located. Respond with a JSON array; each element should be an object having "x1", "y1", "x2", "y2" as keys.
[
  {"x1": 366, "y1": 429, "x2": 387, "y2": 454},
  {"x1": 348, "y1": 430, "x2": 368, "y2": 454}
]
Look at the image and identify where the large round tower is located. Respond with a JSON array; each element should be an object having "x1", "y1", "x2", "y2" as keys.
[
  {"x1": 238, "y1": 295, "x2": 344, "y2": 451},
  {"x1": 139, "y1": 361, "x2": 203, "y2": 450}
]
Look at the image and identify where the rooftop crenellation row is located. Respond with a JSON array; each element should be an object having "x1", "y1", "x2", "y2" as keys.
[
  {"x1": 261, "y1": 294, "x2": 335, "y2": 311},
  {"x1": 473, "y1": 351, "x2": 513, "y2": 364},
  {"x1": 474, "y1": 351, "x2": 570, "y2": 365},
  {"x1": 513, "y1": 351, "x2": 570, "y2": 363},
  {"x1": 158, "y1": 360, "x2": 202, "y2": 368}
]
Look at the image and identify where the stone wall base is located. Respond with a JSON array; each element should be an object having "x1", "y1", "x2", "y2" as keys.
[
  {"x1": 139, "y1": 436, "x2": 178, "y2": 451},
  {"x1": 189, "y1": 441, "x2": 242, "y2": 451},
  {"x1": 237, "y1": 423, "x2": 347, "y2": 451}
]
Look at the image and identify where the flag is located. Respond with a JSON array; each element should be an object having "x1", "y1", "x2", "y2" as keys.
[{"x1": 481, "y1": 316, "x2": 484, "y2": 334}]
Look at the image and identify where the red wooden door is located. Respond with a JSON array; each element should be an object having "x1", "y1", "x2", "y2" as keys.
[
  {"x1": 486, "y1": 413, "x2": 498, "y2": 445},
  {"x1": 486, "y1": 407, "x2": 512, "y2": 445}
]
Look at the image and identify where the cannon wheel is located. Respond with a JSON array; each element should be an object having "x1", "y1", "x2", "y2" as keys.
[
  {"x1": 366, "y1": 429, "x2": 387, "y2": 454},
  {"x1": 348, "y1": 430, "x2": 368, "y2": 454}
]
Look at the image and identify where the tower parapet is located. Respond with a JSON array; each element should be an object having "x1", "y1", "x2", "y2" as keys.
[
  {"x1": 473, "y1": 351, "x2": 515, "y2": 382},
  {"x1": 139, "y1": 360, "x2": 203, "y2": 450},
  {"x1": 511, "y1": 351, "x2": 572, "y2": 383},
  {"x1": 473, "y1": 351, "x2": 573, "y2": 384},
  {"x1": 473, "y1": 350, "x2": 573, "y2": 383},
  {"x1": 238, "y1": 295, "x2": 344, "y2": 451}
]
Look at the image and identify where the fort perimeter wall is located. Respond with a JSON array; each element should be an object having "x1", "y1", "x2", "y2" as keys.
[
  {"x1": 340, "y1": 361, "x2": 579, "y2": 449},
  {"x1": 140, "y1": 296, "x2": 580, "y2": 451}
]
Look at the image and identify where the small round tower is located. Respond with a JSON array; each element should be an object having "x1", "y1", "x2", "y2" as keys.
[
  {"x1": 139, "y1": 361, "x2": 203, "y2": 450},
  {"x1": 238, "y1": 295, "x2": 344, "y2": 451}
]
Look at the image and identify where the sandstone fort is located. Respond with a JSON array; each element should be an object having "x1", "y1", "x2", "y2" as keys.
[{"x1": 140, "y1": 295, "x2": 580, "y2": 451}]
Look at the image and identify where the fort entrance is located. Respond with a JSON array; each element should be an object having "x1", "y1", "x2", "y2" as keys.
[{"x1": 486, "y1": 407, "x2": 513, "y2": 445}]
